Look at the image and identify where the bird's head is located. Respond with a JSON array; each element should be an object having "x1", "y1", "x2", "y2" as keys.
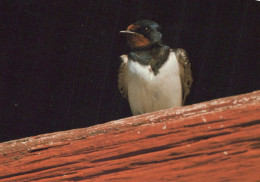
[{"x1": 120, "y1": 20, "x2": 162, "y2": 49}]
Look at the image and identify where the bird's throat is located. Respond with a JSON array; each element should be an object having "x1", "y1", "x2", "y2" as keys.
[
  {"x1": 128, "y1": 44, "x2": 170, "y2": 75},
  {"x1": 127, "y1": 34, "x2": 151, "y2": 48}
]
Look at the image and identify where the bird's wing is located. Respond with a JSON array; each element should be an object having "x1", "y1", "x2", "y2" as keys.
[
  {"x1": 173, "y1": 48, "x2": 193, "y2": 105},
  {"x1": 118, "y1": 55, "x2": 128, "y2": 99}
]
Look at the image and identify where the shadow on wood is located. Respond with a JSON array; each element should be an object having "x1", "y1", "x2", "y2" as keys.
[{"x1": 0, "y1": 91, "x2": 260, "y2": 181}]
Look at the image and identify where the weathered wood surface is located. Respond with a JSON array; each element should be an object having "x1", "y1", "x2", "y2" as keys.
[{"x1": 0, "y1": 91, "x2": 259, "y2": 182}]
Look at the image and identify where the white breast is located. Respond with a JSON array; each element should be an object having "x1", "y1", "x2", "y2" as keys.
[{"x1": 126, "y1": 52, "x2": 182, "y2": 115}]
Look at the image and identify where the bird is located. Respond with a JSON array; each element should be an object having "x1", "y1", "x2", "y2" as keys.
[{"x1": 118, "y1": 20, "x2": 192, "y2": 115}]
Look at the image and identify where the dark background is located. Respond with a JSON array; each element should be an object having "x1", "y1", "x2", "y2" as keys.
[{"x1": 1, "y1": 0, "x2": 259, "y2": 142}]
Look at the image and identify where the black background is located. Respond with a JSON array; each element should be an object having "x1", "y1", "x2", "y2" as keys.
[{"x1": 1, "y1": 0, "x2": 259, "y2": 142}]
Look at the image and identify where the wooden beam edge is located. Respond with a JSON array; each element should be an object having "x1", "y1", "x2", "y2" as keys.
[{"x1": 0, "y1": 90, "x2": 259, "y2": 155}]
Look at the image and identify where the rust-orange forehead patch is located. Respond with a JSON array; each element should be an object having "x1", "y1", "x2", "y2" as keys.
[{"x1": 127, "y1": 24, "x2": 140, "y2": 31}]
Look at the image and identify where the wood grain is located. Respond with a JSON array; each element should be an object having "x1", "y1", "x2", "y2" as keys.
[{"x1": 0, "y1": 91, "x2": 259, "y2": 182}]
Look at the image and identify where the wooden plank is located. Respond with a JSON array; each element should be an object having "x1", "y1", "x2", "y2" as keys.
[{"x1": 0, "y1": 91, "x2": 259, "y2": 182}]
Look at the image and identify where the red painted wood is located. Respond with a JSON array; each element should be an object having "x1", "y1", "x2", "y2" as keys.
[{"x1": 0, "y1": 91, "x2": 259, "y2": 181}]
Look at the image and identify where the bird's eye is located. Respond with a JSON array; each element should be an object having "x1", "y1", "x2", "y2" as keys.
[{"x1": 144, "y1": 27, "x2": 150, "y2": 32}]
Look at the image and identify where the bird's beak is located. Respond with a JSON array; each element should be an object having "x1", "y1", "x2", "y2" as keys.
[{"x1": 119, "y1": 30, "x2": 137, "y2": 34}]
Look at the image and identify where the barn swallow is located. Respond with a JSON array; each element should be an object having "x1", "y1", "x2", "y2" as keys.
[{"x1": 118, "y1": 20, "x2": 192, "y2": 115}]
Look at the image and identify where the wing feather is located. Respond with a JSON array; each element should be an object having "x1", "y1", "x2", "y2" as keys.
[
  {"x1": 118, "y1": 55, "x2": 128, "y2": 99},
  {"x1": 174, "y1": 48, "x2": 193, "y2": 105}
]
